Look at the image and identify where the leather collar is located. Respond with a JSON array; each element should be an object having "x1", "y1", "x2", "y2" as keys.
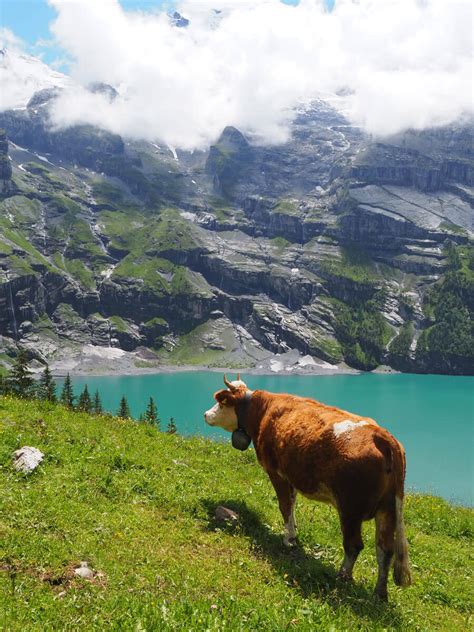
[
  {"x1": 231, "y1": 391, "x2": 253, "y2": 450},
  {"x1": 236, "y1": 391, "x2": 253, "y2": 435}
]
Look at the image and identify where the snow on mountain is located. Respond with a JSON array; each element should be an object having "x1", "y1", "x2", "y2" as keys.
[{"x1": 0, "y1": 48, "x2": 75, "y2": 111}]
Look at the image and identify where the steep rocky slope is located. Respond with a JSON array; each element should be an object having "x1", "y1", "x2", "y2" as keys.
[{"x1": 0, "y1": 85, "x2": 472, "y2": 374}]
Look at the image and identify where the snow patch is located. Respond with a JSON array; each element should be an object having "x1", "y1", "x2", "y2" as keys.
[
  {"x1": 167, "y1": 145, "x2": 179, "y2": 161},
  {"x1": 0, "y1": 48, "x2": 75, "y2": 110},
  {"x1": 297, "y1": 355, "x2": 339, "y2": 371},
  {"x1": 83, "y1": 344, "x2": 125, "y2": 360},
  {"x1": 33, "y1": 152, "x2": 54, "y2": 165},
  {"x1": 270, "y1": 359, "x2": 284, "y2": 373},
  {"x1": 179, "y1": 211, "x2": 196, "y2": 222}
]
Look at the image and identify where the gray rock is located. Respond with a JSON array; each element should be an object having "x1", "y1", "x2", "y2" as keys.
[
  {"x1": 74, "y1": 561, "x2": 94, "y2": 580},
  {"x1": 13, "y1": 446, "x2": 44, "y2": 473},
  {"x1": 215, "y1": 506, "x2": 239, "y2": 523}
]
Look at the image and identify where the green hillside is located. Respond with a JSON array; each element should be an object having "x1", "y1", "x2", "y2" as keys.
[{"x1": 1, "y1": 397, "x2": 472, "y2": 631}]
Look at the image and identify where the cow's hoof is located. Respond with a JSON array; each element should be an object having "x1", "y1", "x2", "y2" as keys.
[
  {"x1": 337, "y1": 570, "x2": 353, "y2": 583},
  {"x1": 283, "y1": 536, "x2": 297, "y2": 548},
  {"x1": 374, "y1": 589, "x2": 388, "y2": 602}
]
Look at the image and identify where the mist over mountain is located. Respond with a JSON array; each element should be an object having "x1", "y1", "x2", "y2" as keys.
[{"x1": 2, "y1": 0, "x2": 473, "y2": 149}]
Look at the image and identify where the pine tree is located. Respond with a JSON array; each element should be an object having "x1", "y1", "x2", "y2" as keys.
[
  {"x1": 117, "y1": 395, "x2": 131, "y2": 419},
  {"x1": 60, "y1": 373, "x2": 75, "y2": 409},
  {"x1": 9, "y1": 348, "x2": 34, "y2": 397},
  {"x1": 38, "y1": 364, "x2": 56, "y2": 402},
  {"x1": 167, "y1": 417, "x2": 177, "y2": 434},
  {"x1": 0, "y1": 374, "x2": 10, "y2": 396},
  {"x1": 144, "y1": 396, "x2": 160, "y2": 428},
  {"x1": 445, "y1": 242, "x2": 462, "y2": 270},
  {"x1": 77, "y1": 384, "x2": 92, "y2": 412},
  {"x1": 93, "y1": 390, "x2": 103, "y2": 415}
]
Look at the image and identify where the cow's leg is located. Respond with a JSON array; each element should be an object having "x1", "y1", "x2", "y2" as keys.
[
  {"x1": 338, "y1": 516, "x2": 364, "y2": 581},
  {"x1": 374, "y1": 506, "x2": 396, "y2": 600},
  {"x1": 268, "y1": 471, "x2": 297, "y2": 547}
]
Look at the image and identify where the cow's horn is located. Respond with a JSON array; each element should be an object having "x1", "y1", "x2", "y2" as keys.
[
  {"x1": 237, "y1": 373, "x2": 241, "y2": 381},
  {"x1": 223, "y1": 374, "x2": 237, "y2": 391}
]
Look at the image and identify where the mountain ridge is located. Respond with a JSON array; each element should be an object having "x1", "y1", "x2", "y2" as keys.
[{"x1": 0, "y1": 53, "x2": 472, "y2": 375}]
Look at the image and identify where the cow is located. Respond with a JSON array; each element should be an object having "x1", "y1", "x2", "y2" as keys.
[{"x1": 204, "y1": 375, "x2": 412, "y2": 600}]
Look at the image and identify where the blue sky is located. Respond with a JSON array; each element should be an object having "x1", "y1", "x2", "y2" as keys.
[
  {"x1": 3, "y1": 1, "x2": 169, "y2": 50},
  {"x1": 1, "y1": 0, "x2": 335, "y2": 66}
]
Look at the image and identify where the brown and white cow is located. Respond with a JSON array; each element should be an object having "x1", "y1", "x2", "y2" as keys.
[{"x1": 204, "y1": 375, "x2": 412, "y2": 600}]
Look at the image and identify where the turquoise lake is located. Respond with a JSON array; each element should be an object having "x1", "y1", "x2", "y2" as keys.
[{"x1": 65, "y1": 372, "x2": 474, "y2": 506}]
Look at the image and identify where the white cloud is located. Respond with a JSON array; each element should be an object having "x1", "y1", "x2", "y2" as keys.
[
  {"x1": 0, "y1": 27, "x2": 24, "y2": 50},
  {"x1": 17, "y1": 1, "x2": 474, "y2": 147},
  {"x1": 0, "y1": 28, "x2": 74, "y2": 110}
]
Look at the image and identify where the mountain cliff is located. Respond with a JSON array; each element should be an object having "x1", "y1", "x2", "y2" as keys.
[{"x1": 0, "y1": 62, "x2": 472, "y2": 375}]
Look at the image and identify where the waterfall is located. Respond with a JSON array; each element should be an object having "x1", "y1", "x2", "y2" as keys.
[{"x1": 7, "y1": 280, "x2": 18, "y2": 340}]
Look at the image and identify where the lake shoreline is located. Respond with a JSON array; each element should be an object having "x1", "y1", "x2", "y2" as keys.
[{"x1": 47, "y1": 343, "x2": 369, "y2": 378}]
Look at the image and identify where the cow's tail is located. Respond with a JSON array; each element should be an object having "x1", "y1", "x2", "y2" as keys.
[
  {"x1": 393, "y1": 496, "x2": 411, "y2": 586},
  {"x1": 392, "y1": 442, "x2": 412, "y2": 587}
]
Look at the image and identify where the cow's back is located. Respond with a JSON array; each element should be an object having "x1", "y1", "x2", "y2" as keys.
[{"x1": 252, "y1": 390, "x2": 403, "y2": 518}]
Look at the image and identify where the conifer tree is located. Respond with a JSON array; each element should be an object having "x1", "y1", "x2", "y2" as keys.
[
  {"x1": 117, "y1": 395, "x2": 131, "y2": 419},
  {"x1": 93, "y1": 390, "x2": 103, "y2": 415},
  {"x1": 167, "y1": 417, "x2": 177, "y2": 434},
  {"x1": 60, "y1": 373, "x2": 75, "y2": 409},
  {"x1": 0, "y1": 374, "x2": 10, "y2": 396},
  {"x1": 144, "y1": 396, "x2": 160, "y2": 428},
  {"x1": 38, "y1": 364, "x2": 56, "y2": 402},
  {"x1": 77, "y1": 384, "x2": 92, "y2": 412},
  {"x1": 9, "y1": 348, "x2": 34, "y2": 397}
]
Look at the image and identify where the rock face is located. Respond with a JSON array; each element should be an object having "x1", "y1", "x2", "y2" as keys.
[
  {"x1": 0, "y1": 129, "x2": 12, "y2": 191},
  {"x1": 0, "y1": 86, "x2": 473, "y2": 374}
]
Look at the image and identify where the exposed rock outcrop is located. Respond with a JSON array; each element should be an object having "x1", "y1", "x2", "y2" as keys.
[{"x1": 0, "y1": 89, "x2": 472, "y2": 374}]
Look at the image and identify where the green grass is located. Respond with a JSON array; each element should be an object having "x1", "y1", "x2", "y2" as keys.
[
  {"x1": 63, "y1": 258, "x2": 96, "y2": 290},
  {"x1": 1, "y1": 397, "x2": 472, "y2": 630},
  {"x1": 207, "y1": 196, "x2": 234, "y2": 221},
  {"x1": 91, "y1": 181, "x2": 125, "y2": 207},
  {"x1": 146, "y1": 208, "x2": 197, "y2": 254},
  {"x1": 112, "y1": 255, "x2": 172, "y2": 294},
  {"x1": 23, "y1": 162, "x2": 67, "y2": 191},
  {"x1": 270, "y1": 236, "x2": 291, "y2": 250},
  {"x1": 0, "y1": 223, "x2": 54, "y2": 273},
  {"x1": 1, "y1": 196, "x2": 42, "y2": 224},
  {"x1": 321, "y1": 246, "x2": 379, "y2": 284},
  {"x1": 65, "y1": 220, "x2": 105, "y2": 260},
  {"x1": 308, "y1": 335, "x2": 343, "y2": 363},
  {"x1": 158, "y1": 324, "x2": 230, "y2": 366},
  {"x1": 439, "y1": 221, "x2": 468, "y2": 236},
  {"x1": 273, "y1": 199, "x2": 299, "y2": 216},
  {"x1": 97, "y1": 209, "x2": 146, "y2": 253},
  {"x1": 109, "y1": 315, "x2": 129, "y2": 334},
  {"x1": 0, "y1": 238, "x2": 13, "y2": 255}
]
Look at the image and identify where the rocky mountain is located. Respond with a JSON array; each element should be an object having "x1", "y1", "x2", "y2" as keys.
[
  {"x1": 0, "y1": 48, "x2": 75, "y2": 111},
  {"x1": 0, "y1": 64, "x2": 472, "y2": 375}
]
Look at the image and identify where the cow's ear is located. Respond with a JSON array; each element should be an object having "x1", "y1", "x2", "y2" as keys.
[{"x1": 215, "y1": 389, "x2": 237, "y2": 406}]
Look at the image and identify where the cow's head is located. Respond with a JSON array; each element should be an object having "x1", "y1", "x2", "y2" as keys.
[{"x1": 204, "y1": 374, "x2": 248, "y2": 432}]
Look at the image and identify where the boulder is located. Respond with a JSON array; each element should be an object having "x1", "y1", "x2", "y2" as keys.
[{"x1": 13, "y1": 446, "x2": 44, "y2": 473}]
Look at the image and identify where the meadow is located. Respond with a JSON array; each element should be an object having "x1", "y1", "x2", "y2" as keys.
[{"x1": 1, "y1": 396, "x2": 472, "y2": 631}]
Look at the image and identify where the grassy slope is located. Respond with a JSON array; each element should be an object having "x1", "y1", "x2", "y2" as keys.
[{"x1": 0, "y1": 397, "x2": 472, "y2": 631}]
